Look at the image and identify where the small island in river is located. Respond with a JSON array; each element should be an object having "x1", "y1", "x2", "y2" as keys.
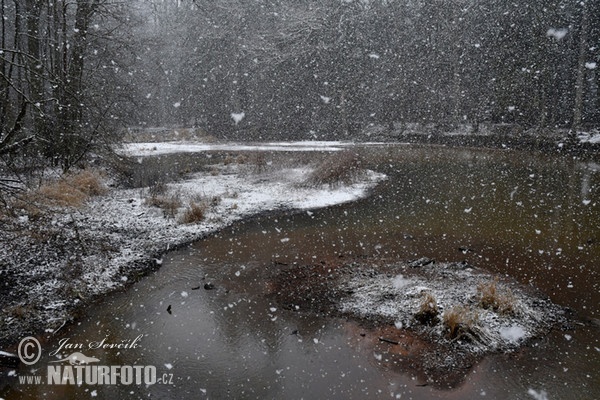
[{"x1": 270, "y1": 256, "x2": 569, "y2": 389}]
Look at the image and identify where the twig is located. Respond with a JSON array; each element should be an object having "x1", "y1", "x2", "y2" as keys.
[{"x1": 378, "y1": 337, "x2": 399, "y2": 345}]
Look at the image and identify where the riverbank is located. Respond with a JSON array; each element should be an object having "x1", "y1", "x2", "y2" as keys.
[
  {"x1": 0, "y1": 149, "x2": 386, "y2": 350},
  {"x1": 361, "y1": 125, "x2": 600, "y2": 158}
]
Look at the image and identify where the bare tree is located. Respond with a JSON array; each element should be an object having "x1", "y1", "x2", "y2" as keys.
[{"x1": 0, "y1": 0, "x2": 137, "y2": 177}]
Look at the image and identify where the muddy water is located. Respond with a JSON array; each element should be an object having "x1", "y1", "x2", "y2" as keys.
[{"x1": 5, "y1": 146, "x2": 600, "y2": 399}]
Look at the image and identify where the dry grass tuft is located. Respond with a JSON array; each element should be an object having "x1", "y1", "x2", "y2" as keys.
[
  {"x1": 443, "y1": 305, "x2": 479, "y2": 340},
  {"x1": 37, "y1": 170, "x2": 107, "y2": 207},
  {"x1": 145, "y1": 192, "x2": 182, "y2": 219},
  {"x1": 69, "y1": 170, "x2": 108, "y2": 196},
  {"x1": 180, "y1": 201, "x2": 208, "y2": 224},
  {"x1": 249, "y1": 152, "x2": 267, "y2": 173},
  {"x1": 3, "y1": 304, "x2": 34, "y2": 320},
  {"x1": 414, "y1": 292, "x2": 439, "y2": 325},
  {"x1": 477, "y1": 278, "x2": 515, "y2": 315},
  {"x1": 147, "y1": 180, "x2": 168, "y2": 198},
  {"x1": 304, "y1": 151, "x2": 364, "y2": 187}
]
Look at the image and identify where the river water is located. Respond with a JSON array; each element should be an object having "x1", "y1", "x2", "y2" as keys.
[{"x1": 4, "y1": 145, "x2": 599, "y2": 399}]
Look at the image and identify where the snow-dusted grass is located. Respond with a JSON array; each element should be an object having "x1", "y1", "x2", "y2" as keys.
[
  {"x1": 0, "y1": 152, "x2": 386, "y2": 345},
  {"x1": 338, "y1": 262, "x2": 564, "y2": 354}
]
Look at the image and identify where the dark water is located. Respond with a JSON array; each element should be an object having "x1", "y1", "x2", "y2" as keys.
[{"x1": 3, "y1": 146, "x2": 599, "y2": 399}]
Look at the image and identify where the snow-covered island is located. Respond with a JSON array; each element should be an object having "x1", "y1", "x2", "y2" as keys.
[{"x1": 270, "y1": 257, "x2": 568, "y2": 388}]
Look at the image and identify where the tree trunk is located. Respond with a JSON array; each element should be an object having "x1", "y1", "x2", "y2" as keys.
[{"x1": 573, "y1": 2, "x2": 589, "y2": 131}]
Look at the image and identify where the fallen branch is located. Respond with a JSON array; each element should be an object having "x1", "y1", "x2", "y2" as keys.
[{"x1": 378, "y1": 337, "x2": 399, "y2": 345}]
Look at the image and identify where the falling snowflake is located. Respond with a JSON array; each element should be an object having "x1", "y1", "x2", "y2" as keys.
[
  {"x1": 231, "y1": 112, "x2": 245, "y2": 125},
  {"x1": 546, "y1": 28, "x2": 568, "y2": 40}
]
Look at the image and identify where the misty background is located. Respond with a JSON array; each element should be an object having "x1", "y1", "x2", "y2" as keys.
[{"x1": 1, "y1": 0, "x2": 599, "y2": 170}]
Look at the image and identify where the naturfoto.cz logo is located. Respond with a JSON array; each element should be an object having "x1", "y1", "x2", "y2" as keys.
[{"x1": 15, "y1": 335, "x2": 173, "y2": 386}]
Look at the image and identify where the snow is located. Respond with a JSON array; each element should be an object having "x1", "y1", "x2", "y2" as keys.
[
  {"x1": 0, "y1": 145, "x2": 386, "y2": 342},
  {"x1": 585, "y1": 62, "x2": 597, "y2": 70},
  {"x1": 546, "y1": 28, "x2": 568, "y2": 40},
  {"x1": 231, "y1": 112, "x2": 245, "y2": 125},
  {"x1": 578, "y1": 132, "x2": 600, "y2": 144},
  {"x1": 339, "y1": 262, "x2": 565, "y2": 354},
  {"x1": 528, "y1": 388, "x2": 549, "y2": 400},
  {"x1": 120, "y1": 141, "x2": 389, "y2": 156},
  {"x1": 499, "y1": 325, "x2": 526, "y2": 343},
  {"x1": 391, "y1": 274, "x2": 411, "y2": 289}
]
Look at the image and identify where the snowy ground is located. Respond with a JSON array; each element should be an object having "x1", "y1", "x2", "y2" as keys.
[
  {"x1": 120, "y1": 140, "x2": 389, "y2": 156},
  {"x1": 337, "y1": 261, "x2": 566, "y2": 354},
  {"x1": 0, "y1": 146, "x2": 386, "y2": 347},
  {"x1": 578, "y1": 131, "x2": 600, "y2": 144}
]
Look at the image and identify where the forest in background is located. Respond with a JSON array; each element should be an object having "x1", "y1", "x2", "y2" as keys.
[{"x1": 1, "y1": 0, "x2": 599, "y2": 172}]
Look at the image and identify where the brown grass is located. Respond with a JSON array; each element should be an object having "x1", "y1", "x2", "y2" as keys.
[
  {"x1": 180, "y1": 201, "x2": 208, "y2": 224},
  {"x1": 36, "y1": 170, "x2": 107, "y2": 207},
  {"x1": 249, "y1": 152, "x2": 267, "y2": 173},
  {"x1": 304, "y1": 151, "x2": 364, "y2": 187},
  {"x1": 145, "y1": 193, "x2": 182, "y2": 218},
  {"x1": 443, "y1": 306, "x2": 479, "y2": 339},
  {"x1": 147, "y1": 181, "x2": 168, "y2": 198},
  {"x1": 477, "y1": 278, "x2": 515, "y2": 315},
  {"x1": 4, "y1": 304, "x2": 34, "y2": 320},
  {"x1": 414, "y1": 292, "x2": 439, "y2": 325}
]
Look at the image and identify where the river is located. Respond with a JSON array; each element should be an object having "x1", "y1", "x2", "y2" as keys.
[{"x1": 4, "y1": 145, "x2": 599, "y2": 399}]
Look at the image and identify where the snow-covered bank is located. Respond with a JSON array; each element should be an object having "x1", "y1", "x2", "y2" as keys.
[
  {"x1": 120, "y1": 140, "x2": 390, "y2": 156},
  {"x1": 0, "y1": 157, "x2": 386, "y2": 347},
  {"x1": 79, "y1": 167, "x2": 385, "y2": 295},
  {"x1": 578, "y1": 131, "x2": 600, "y2": 144}
]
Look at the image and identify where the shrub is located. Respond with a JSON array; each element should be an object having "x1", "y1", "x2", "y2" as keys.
[
  {"x1": 304, "y1": 151, "x2": 364, "y2": 187},
  {"x1": 180, "y1": 201, "x2": 208, "y2": 224},
  {"x1": 236, "y1": 154, "x2": 248, "y2": 164},
  {"x1": 477, "y1": 278, "x2": 515, "y2": 315}
]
